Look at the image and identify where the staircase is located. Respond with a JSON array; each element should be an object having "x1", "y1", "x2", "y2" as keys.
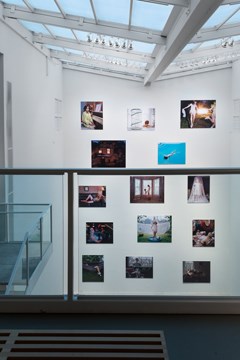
[{"x1": 0, "y1": 242, "x2": 22, "y2": 294}]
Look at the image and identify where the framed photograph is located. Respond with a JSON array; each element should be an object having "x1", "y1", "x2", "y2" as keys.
[
  {"x1": 81, "y1": 101, "x2": 103, "y2": 130},
  {"x1": 188, "y1": 176, "x2": 210, "y2": 203},
  {"x1": 158, "y1": 142, "x2": 186, "y2": 164},
  {"x1": 91, "y1": 140, "x2": 126, "y2": 168},
  {"x1": 183, "y1": 261, "x2": 210, "y2": 283},
  {"x1": 130, "y1": 176, "x2": 164, "y2": 203},
  {"x1": 137, "y1": 215, "x2": 172, "y2": 243},
  {"x1": 127, "y1": 107, "x2": 155, "y2": 130},
  {"x1": 180, "y1": 100, "x2": 216, "y2": 128},
  {"x1": 192, "y1": 220, "x2": 215, "y2": 247},
  {"x1": 82, "y1": 255, "x2": 104, "y2": 282},
  {"x1": 86, "y1": 222, "x2": 113, "y2": 244},
  {"x1": 79, "y1": 186, "x2": 106, "y2": 207},
  {"x1": 126, "y1": 257, "x2": 153, "y2": 279}
]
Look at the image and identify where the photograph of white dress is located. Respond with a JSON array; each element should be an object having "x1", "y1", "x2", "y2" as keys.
[{"x1": 188, "y1": 176, "x2": 210, "y2": 203}]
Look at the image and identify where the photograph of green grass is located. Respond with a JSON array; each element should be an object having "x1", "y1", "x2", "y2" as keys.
[
  {"x1": 82, "y1": 255, "x2": 104, "y2": 282},
  {"x1": 137, "y1": 215, "x2": 172, "y2": 243}
]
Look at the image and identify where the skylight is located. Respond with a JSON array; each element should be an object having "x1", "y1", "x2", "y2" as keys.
[
  {"x1": 19, "y1": 20, "x2": 50, "y2": 35},
  {"x1": 2, "y1": 0, "x2": 25, "y2": 6},
  {"x1": 93, "y1": 0, "x2": 130, "y2": 25},
  {"x1": 203, "y1": 4, "x2": 240, "y2": 29},
  {"x1": 57, "y1": 0, "x2": 94, "y2": 19},
  {"x1": 27, "y1": 0, "x2": 60, "y2": 13},
  {"x1": 46, "y1": 25, "x2": 75, "y2": 39},
  {"x1": 131, "y1": 0, "x2": 173, "y2": 31}
]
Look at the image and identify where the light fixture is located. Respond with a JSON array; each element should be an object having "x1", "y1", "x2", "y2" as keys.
[
  {"x1": 221, "y1": 39, "x2": 227, "y2": 48},
  {"x1": 128, "y1": 42, "x2": 133, "y2": 50},
  {"x1": 122, "y1": 41, "x2": 126, "y2": 49},
  {"x1": 228, "y1": 38, "x2": 234, "y2": 47},
  {"x1": 95, "y1": 37, "x2": 99, "y2": 44},
  {"x1": 109, "y1": 40, "x2": 113, "y2": 47},
  {"x1": 115, "y1": 41, "x2": 120, "y2": 48},
  {"x1": 87, "y1": 34, "x2": 92, "y2": 43}
]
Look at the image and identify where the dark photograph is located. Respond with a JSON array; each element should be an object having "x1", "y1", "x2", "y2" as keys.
[
  {"x1": 82, "y1": 255, "x2": 104, "y2": 282},
  {"x1": 130, "y1": 176, "x2": 164, "y2": 203},
  {"x1": 126, "y1": 256, "x2": 153, "y2": 279},
  {"x1": 86, "y1": 222, "x2": 113, "y2": 244},
  {"x1": 91, "y1": 140, "x2": 126, "y2": 168},
  {"x1": 79, "y1": 186, "x2": 106, "y2": 207},
  {"x1": 183, "y1": 261, "x2": 210, "y2": 283}
]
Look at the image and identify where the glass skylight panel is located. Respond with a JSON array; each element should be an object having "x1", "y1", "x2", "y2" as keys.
[
  {"x1": 131, "y1": 0, "x2": 173, "y2": 31},
  {"x1": 2, "y1": 0, "x2": 26, "y2": 6},
  {"x1": 198, "y1": 39, "x2": 221, "y2": 50},
  {"x1": 46, "y1": 25, "x2": 75, "y2": 39},
  {"x1": 93, "y1": 0, "x2": 130, "y2": 25},
  {"x1": 58, "y1": 0, "x2": 94, "y2": 19},
  {"x1": 19, "y1": 20, "x2": 50, "y2": 35},
  {"x1": 27, "y1": 0, "x2": 60, "y2": 13},
  {"x1": 203, "y1": 4, "x2": 240, "y2": 28},
  {"x1": 182, "y1": 43, "x2": 199, "y2": 52},
  {"x1": 224, "y1": 9, "x2": 240, "y2": 26},
  {"x1": 132, "y1": 41, "x2": 155, "y2": 54}
]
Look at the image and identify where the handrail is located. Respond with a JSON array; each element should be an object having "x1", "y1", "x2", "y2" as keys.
[{"x1": 4, "y1": 205, "x2": 52, "y2": 295}]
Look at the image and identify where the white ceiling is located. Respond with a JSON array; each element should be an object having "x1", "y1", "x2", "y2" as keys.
[{"x1": 1, "y1": 0, "x2": 240, "y2": 84}]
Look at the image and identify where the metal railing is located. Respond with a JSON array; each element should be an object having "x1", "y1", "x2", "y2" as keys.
[{"x1": 0, "y1": 167, "x2": 240, "y2": 314}]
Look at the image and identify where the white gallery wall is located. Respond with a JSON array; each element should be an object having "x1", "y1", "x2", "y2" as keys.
[
  {"x1": 0, "y1": 20, "x2": 64, "y2": 168},
  {"x1": 62, "y1": 68, "x2": 240, "y2": 296},
  {"x1": 63, "y1": 67, "x2": 232, "y2": 168}
]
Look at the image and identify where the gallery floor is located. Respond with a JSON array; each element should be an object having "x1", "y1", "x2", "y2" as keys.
[{"x1": 0, "y1": 313, "x2": 239, "y2": 359}]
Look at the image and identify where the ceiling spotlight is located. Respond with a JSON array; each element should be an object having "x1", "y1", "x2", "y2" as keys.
[
  {"x1": 122, "y1": 41, "x2": 126, "y2": 49},
  {"x1": 115, "y1": 41, "x2": 120, "y2": 48},
  {"x1": 128, "y1": 42, "x2": 133, "y2": 50},
  {"x1": 221, "y1": 39, "x2": 227, "y2": 48},
  {"x1": 101, "y1": 38, "x2": 105, "y2": 45},
  {"x1": 87, "y1": 34, "x2": 92, "y2": 43},
  {"x1": 228, "y1": 38, "x2": 234, "y2": 47},
  {"x1": 109, "y1": 40, "x2": 113, "y2": 47},
  {"x1": 95, "y1": 37, "x2": 99, "y2": 44}
]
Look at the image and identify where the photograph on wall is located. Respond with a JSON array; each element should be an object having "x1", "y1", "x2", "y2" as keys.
[
  {"x1": 86, "y1": 222, "x2": 113, "y2": 244},
  {"x1": 187, "y1": 176, "x2": 210, "y2": 203},
  {"x1": 81, "y1": 101, "x2": 103, "y2": 130},
  {"x1": 158, "y1": 142, "x2": 186, "y2": 164},
  {"x1": 192, "y1": 220, "x2": 215, "y2": 247},
  {"x1": 78, "y1": 186, "x2": 106, "y2": 207},
  {"x1": 180, "y1": 100, "x2": 216, "y2": 129},
  {"x1": 137, "y1": 215, "x2": 172, "y2": 243},
  {"x1": 91, "y1": 140, "x2": 126, "y2": 168},
  {"x1": 126, "y1": 256, "x2": 153, "y2": 278},
  {"x1": 82, "y1": 255, "x2": 104, "y2": 282},
  {"x1": 130, "y1": 176, "x2": 164, "y2": 203},
  {"x1": 183, "y1": 261, "x2": 210, "y2": 283},
  {"x1": 127, "y1": 107, "x2": 155, "y2": 130}
]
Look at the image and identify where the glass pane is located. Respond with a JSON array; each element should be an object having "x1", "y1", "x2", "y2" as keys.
[
  {"x1": 0, "y1": 175, "x2": 66, "y2": 296},
  {"x1": 93, "y1": 0, "x2": 130, "y2": 25},
  {"x1": 28, "y1": 0, "x2": 60, "y2": 12},
  {"x1": 76, "y1": 173, "x2": 240, "y2": 297},
  {"x1": 1, "y1": 0, "x2": 26, "y2": 6},
  {"x1": 19, "y1": 20, "x2": 51, "y2": 35},
  {"x1": 203, "y1": 4, "x2": 240, "y2": 28},
  {"x1": 46, "y1": 25, "x2": 75, "y2": 39},
  {"x1": 58, "y1": 0, "x2": 94, "y2": 18},
  {"x1": 132, "y1": 0, "x2": 173, "y2": 31}
]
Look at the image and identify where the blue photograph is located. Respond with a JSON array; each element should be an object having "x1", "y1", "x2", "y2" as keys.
[{"x1": 158, "y1": 142, "x2": 186, "y2": 164}]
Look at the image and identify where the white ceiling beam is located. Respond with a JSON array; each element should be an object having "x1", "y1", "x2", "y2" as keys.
[
  {"x1": 32, "y1": 34, "x2": 154, "y2": 63},
  {"x1": 2, "y1": 5, "x2": 165, "y2": 45},
  {"x1": 192, "y1": 23, "x2": 240, "y2": 43},
  {"x1": 138, "y1": 0, "x2": 189, "y2": 7},
  {"x1": 51, "y1": 50, "x2": 147, "y2": 75},
  {"x1": 221, "y1": 0, "x2": 240, "y2": 5},
  {"x1": 143, "y1": 0, "x2": 223, "y2": 85},
  {"x1": 63, "y1": 64, "x2": 143, "y2": 82}
]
